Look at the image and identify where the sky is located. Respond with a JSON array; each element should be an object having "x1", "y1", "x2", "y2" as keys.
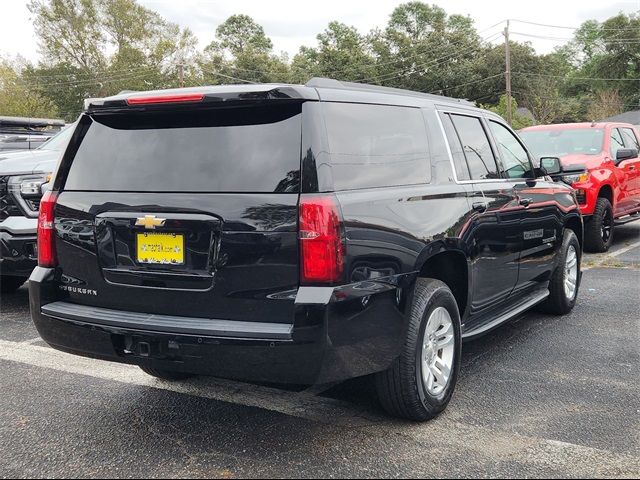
[{"x1": 1, "y1": 0, "x2": 639, "y2": 63}]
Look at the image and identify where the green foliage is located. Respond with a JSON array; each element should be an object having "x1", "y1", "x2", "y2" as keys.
[
  {"x1": 0, "y1": 59, "x2": 59, "y2": 118},
  {"x1": 481, "y1": 95, "x2": 534, "y2": 130},
  {"x1": 1, "y1": 2, "x2": 638, "y2": 124}
]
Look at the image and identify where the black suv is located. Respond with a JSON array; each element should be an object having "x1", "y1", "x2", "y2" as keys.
[{"x1": 30, "y1": 79, "x2": 583, "y2": 421}]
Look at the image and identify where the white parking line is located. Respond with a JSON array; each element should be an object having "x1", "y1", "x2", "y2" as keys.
[
  {"x1": 1, "y1": 338, "x2": 638, "y2": 475},
  {"x1": 608, "y1": 239, "x2": 640, "y2": 259},
  {"x1": 0, "y1": 339, "x2": 381, "y2": 426}
]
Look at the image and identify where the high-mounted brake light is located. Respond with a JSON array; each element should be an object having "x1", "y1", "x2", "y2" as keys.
[
  {"x1": 299, "y1": 195, "x2": 344, "y2": 284},
  {"x1": 125, "y1": 93, "x2": 205, "y2": 105},
  {"x1": 37, "y1": 191, "x2": 58, "y2": 268}
]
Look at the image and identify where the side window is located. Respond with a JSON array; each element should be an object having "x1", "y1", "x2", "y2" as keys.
[
  {"x1": 439, "y1": 113, "x2": 470, "y2": 180},
  {"x1": 489, "y1": 121, "x2": 532, "y2": 179},
  {"x1": 323, "y1": 103, "x2": 430, "y2": 190},
  {"x1": 610, "y1": 128, "x2": 625, "y2": 159},
  {"x1": 621, "y1": 128, "x2": 640, "y2": 151},
  {"x1": 449, "y1": 114, "x2": 499, "y2": 180}
]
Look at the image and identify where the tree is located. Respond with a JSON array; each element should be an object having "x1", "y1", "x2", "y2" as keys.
[
  {"x1": 586, "y1": 90, "x2": 625, "y2": 121},
  {"x1": 568, "y1": 12, "x2": 640, "y2": 112},
  {"x1": 200, "y1": 15, "x2": 289, "y2": 85},
  {"x1": 373, "y1": 3, "x2": 481, "y2": 94},
  {"x1": 292, "y1": 22, "x2": 376, "y2": 82},
  {"x1": 215, "y1": 14, "x2": 273, "y2": 56},
  {"x1": 481, "y1": 95, "x2": 534, "y2": 130},
  {"x1": 28, "y1": 0, "x2": 106, "y2": 72},
  {"x1": 23, "y1": 0, "x2": 198, "y2": 119},
  {"x1": 0, "y1": 58, "x2": 59, "y2": 118}
]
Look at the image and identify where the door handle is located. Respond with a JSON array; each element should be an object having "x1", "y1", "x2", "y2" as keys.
[
  {"x1": 472, "y1": 202, "x2": 487, "y2": 213},
  {"x1": 519, "y1": 198, "x2": 533, "y2": 207},
  {"x1": 629, "y1": 165, "x2": 636, "y2": 171}
]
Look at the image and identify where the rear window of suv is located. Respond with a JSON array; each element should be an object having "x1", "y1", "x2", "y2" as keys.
[{"x1": 64, "y1": 104, "x2": 302, "y2": 193}]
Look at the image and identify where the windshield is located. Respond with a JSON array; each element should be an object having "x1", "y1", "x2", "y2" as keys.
[
  {"x1": 37, "y1": 123, "x2": 75, "y2": 151},
  {"x1": 520, "y1": 128, "x2": 604, "y2": 157}
]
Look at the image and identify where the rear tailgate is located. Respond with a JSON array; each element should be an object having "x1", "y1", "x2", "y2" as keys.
[{"x1": 52, "y1": 101, "x2": 303, "y2": 325}]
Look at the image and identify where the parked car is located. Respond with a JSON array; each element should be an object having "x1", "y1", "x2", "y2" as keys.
[
  {"x1": 0, "y1": 123, "x2": 76, "y2": 292},
  {"x1": 0, "y1": 116, "x2": 65, "y2": 151},
  {"x1": 520, "y1": 122, "x2": 640, "y2": 252},
  {"x1": 30, "y1": 79, "x2": 583, "y2": 421}
]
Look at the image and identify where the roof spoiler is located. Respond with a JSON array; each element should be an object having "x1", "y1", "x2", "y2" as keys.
[{"x1": 0, "y1": 116, "x2": 65, "y2": 128}]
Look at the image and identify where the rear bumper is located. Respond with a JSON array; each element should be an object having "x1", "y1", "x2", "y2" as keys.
[
  {"x1": 30, "y1": 267, "x2": 414, "y2": 385},
  {"x1": 0, "y1": 230, "x2": 37, "y2": 277}
]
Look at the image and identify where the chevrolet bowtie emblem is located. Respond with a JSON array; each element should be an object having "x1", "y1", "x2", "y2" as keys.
[{"x1": 135, "y1": 215, "x2": 166, "y2": 230}]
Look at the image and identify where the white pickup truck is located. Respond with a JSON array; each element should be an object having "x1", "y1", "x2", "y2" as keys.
[{"x1": 0, "y1": 124, "x2": 75, "y2": 292}]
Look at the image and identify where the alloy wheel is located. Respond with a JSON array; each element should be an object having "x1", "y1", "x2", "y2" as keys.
[
  {"x1": 564, "y1": 245, "x2": 578, "y2": 300},
  {"x1": 421, "y1": 307, "x2": 455, "y2": 396}
]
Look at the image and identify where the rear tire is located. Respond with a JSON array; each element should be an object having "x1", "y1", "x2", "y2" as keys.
[
  {"x1": 139, "y1": 366, "x2": 195, "y2": 381},
  {"x1": 375, "y1": 278, "x2": 461, "y2": 421},
  {"x1": 584, "y1": 197, "x2": 614, "y2": 253},
  {"x1": 540, "y1": 229, "x2": 581, "y2": 315},
  {"x1": 1, "y1": 276, "x2": 27, "y2": 293}
]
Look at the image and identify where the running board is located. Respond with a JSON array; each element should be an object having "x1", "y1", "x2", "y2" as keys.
[
  {"x1": 614, "y1": 213, "x2": 640, "y2": 226},
  {"x1": 462, "y1": 289, "x2": 549, "y2": 340}
]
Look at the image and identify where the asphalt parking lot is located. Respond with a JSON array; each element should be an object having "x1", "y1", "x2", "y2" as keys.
[{"x1": 1, "y1": 224, "x2": 639, "y2": 478}]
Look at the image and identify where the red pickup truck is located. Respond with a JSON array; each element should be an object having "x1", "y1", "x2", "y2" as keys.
[{"x1": 520, "y1": 122, "x2": 640, "y2": 252}]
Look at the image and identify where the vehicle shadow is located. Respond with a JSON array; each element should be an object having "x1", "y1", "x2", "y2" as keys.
[{"x1": 0, "y1": 284, "x2": 30, "y2": 310}]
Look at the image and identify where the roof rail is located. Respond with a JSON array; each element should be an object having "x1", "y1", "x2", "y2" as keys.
[
  {"x1": 305, "y1": 77, "x2": 475, "y2": 106},
  {"x1": 0, "y1": 116, "x2": 65, "y2": 128}
]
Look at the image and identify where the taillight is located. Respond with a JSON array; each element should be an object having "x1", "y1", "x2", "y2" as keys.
[
  {"x1": 299, "y1": 195, "x2": 344, "y2": 284},
  {"x1": 125, "y1": 93, "x2": 205, "y2": 105},
  {"x1": 37, "y1": 191, "x2": 58, "y2": 267}
]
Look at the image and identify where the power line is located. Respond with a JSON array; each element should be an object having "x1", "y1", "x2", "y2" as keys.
[
  {"x1": 16, "y1": 67, "x2": 160, "y2": 88},
  {"x1": 511, "y1": 89, "x2": 640, "y2": 109},
  {"x1": 514, "y1": 72, "x2": 640, "y2": 81},
  {"x1": 511, "y1": 31, "x2": 640, "y2": 42},
  {"x1": 355, "y1": 31, "x2": 503, "y2": 84},
  {"x1": 509, "y1": 18, "x2": 640, "y2": 32},
  {"x1": 427, "y1": 73, "x2": 504, "y2": 95},
  {"x1": 207, "y1": 71, "x2": 256, "y2": 84}
]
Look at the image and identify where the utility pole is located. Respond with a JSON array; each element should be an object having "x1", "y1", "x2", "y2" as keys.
[
  {"x1": 178, "y1": 63, "x2": 184, "y2": 88},
  {"x1": 504, "y1": 20, "x2": 512, "y2": 126}
]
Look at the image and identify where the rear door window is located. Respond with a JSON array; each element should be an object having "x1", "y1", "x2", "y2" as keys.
[
  {"x1": 439, "y1": 113, "x2": 470, "y2": 181},
  {"x1": 449, "y1": 114, "x2": 499, "y2": 180},
  {"x1": 323, "y1": 103, "x2": 430, "y2": 190},
  {"x1": 64, "y1": 104, "x2": 302, "y2": 192}
]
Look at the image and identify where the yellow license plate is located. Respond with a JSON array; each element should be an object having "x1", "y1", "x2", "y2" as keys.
[{"x1": 136, "y1": 232, "x2": 184, "y2": 265}]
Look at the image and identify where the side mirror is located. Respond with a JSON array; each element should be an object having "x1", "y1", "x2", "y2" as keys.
[
  {"x1": 539, "y1": 157, "x2": 562, "y2": 175},
  {"x1": 616, "y1": 148, "x2": 639, "y2": 164},
  {"x1": 538, "y1": 157, "x2": 587, "y2": 181}
]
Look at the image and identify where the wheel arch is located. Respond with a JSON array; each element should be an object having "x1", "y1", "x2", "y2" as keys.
[
  {"x1": 415, "y1": 247, "x2": 470, "y2": 320},
  {"x1": 564, "y1": 214, "x2": 584, "y2": 251},
  {"x1": 598, "y1": 183, "x2": 614, "y2": 207}
]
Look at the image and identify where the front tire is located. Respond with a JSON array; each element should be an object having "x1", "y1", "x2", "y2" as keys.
[
  {"x1": 139, "y1": 366, "x2": 195, "y2": 381},
  {"x1": 375, "y1": 278, "x2": 462, "y2": 421},
  {"x1": 585, "y1": 197, "x2": 614, "y2": 252},
  {"x1": 541, "y1": 229, "x2": 581, "y2": 315}
]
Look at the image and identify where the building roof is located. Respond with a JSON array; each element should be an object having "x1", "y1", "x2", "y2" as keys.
[{"x1": 601, "y1": 110, "x2": 640, "y2": 125}]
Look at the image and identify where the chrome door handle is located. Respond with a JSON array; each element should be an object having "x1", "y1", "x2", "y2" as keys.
[
  {"x1": 472, "y1": 202, "x2": 487, "y2": 213},
  {"x1": 519, "y1": 198, "x2": 533, "y2": 207}
]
